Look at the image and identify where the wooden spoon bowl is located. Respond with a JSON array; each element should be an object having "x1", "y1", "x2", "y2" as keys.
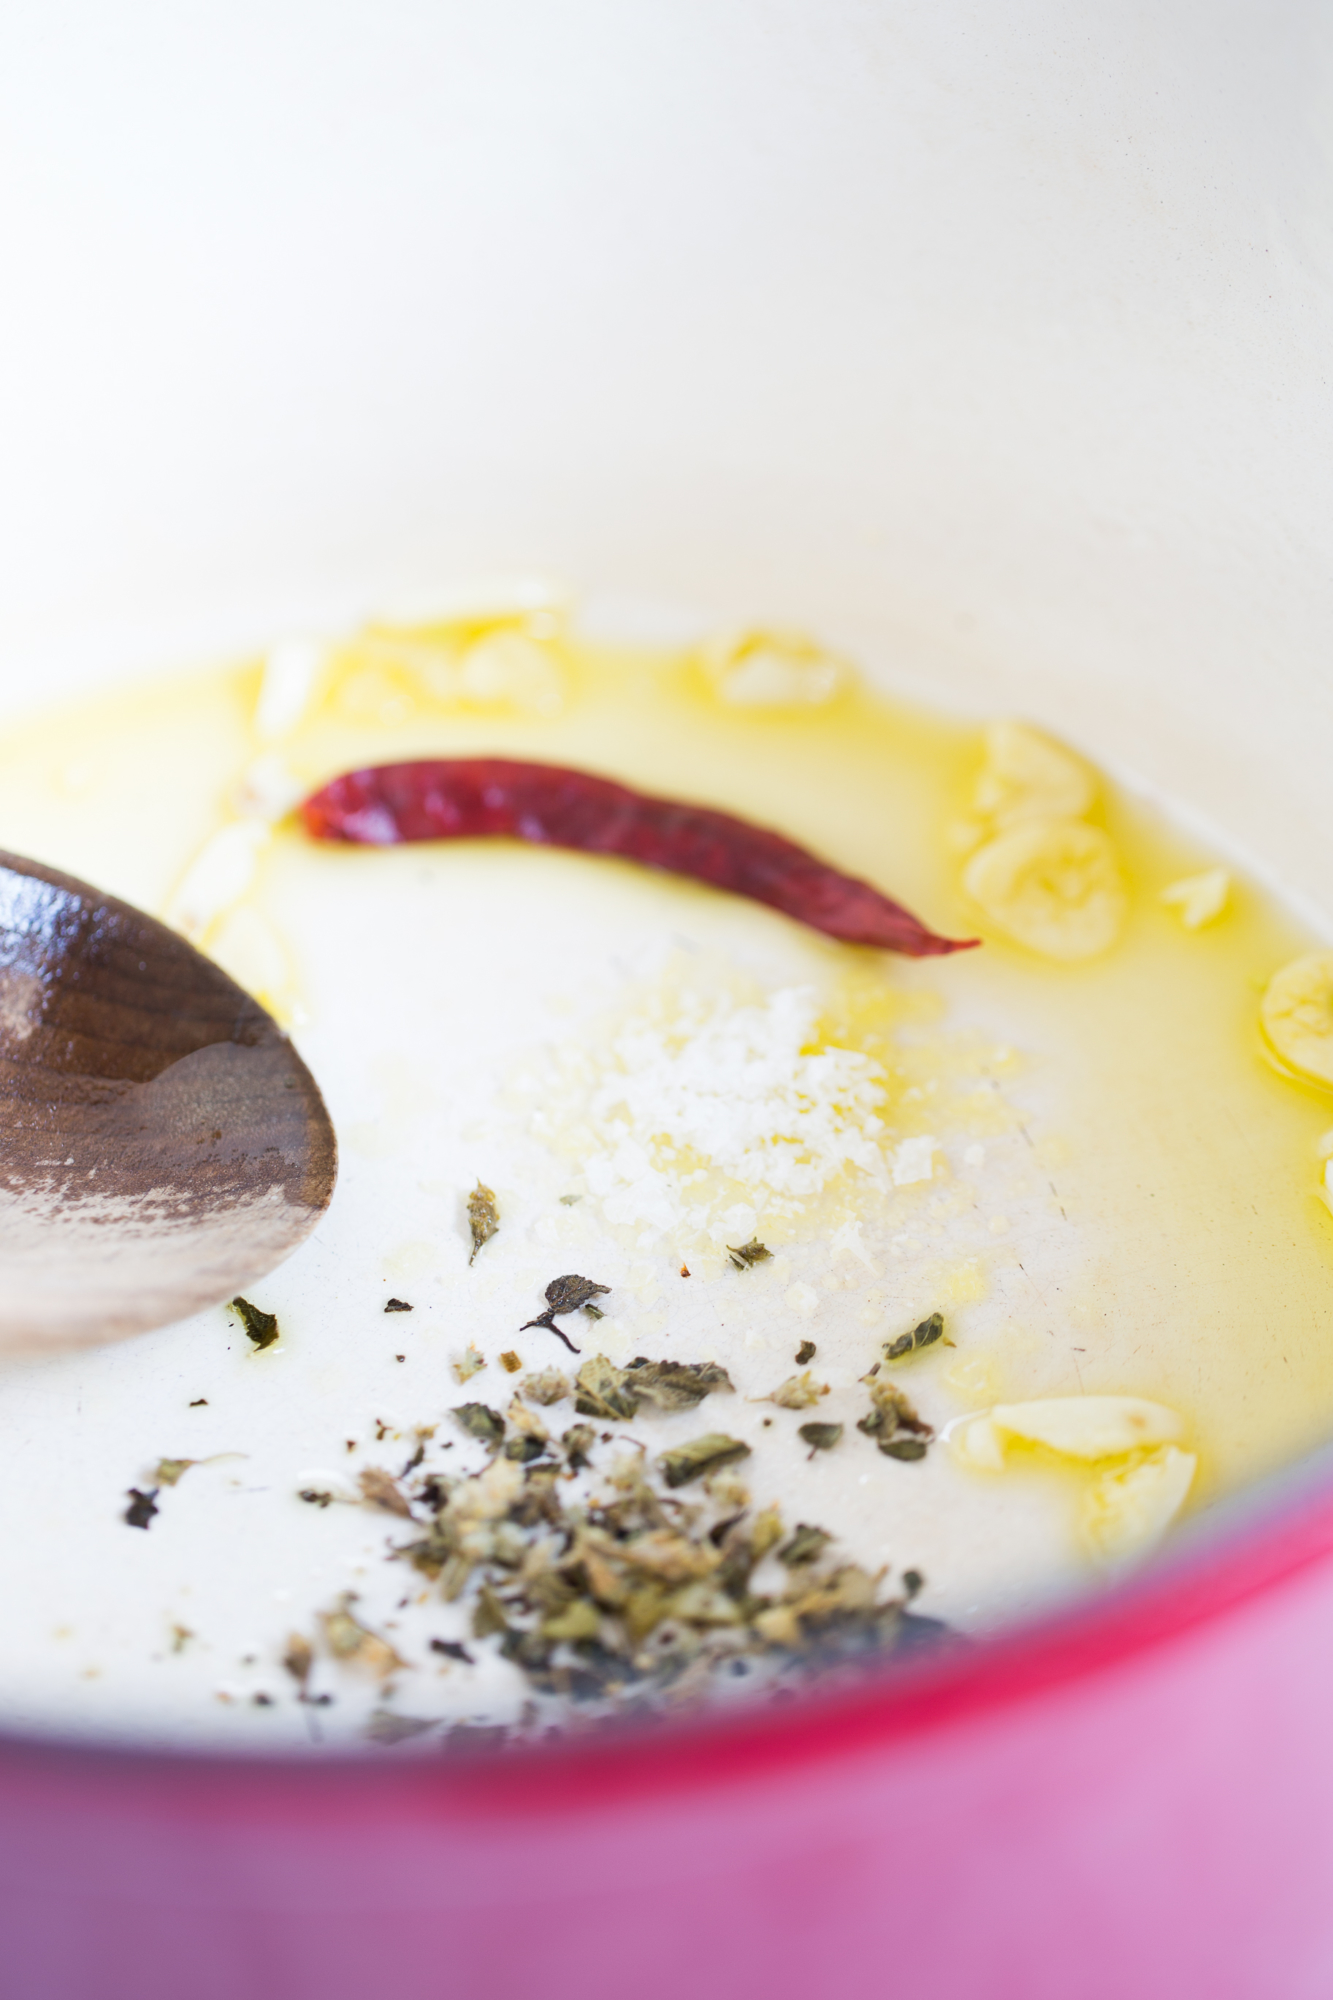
[{"x1": 0, "y1": 850, "x2": 337, "y2": 1351}]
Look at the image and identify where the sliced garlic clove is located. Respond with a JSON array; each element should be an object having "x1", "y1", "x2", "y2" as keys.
[
  {"x1": 1160, "y1": 866, "x2": 1230, "y2": 930},
  {"x1": 456, "y1": 629, "x2": 566, "y2": 717},
  {"x1": 962, "y1": 818, "x2": 1127, "y2": 960},
  {"x1": 1260, "y1": 950, "x2": 1333, "y2": 1089},
  {"x1": 1081, "y1": 1446, "x2": 1197, "y2": 1565},
  {"x1": 946, "y1": 1412, "x2": 1007, "y2": 1471},
  {"x1": 165, "y1": 820, "x2": 272, "y2": 943},
  {"x1": 700, "y1": 629, "x2": 848, "y2": 708},
  {"x1": 973, "y1": 720, "x2": 1095, "y2": 827},
  {"x1": 990, "y1": 1395, "x2": 1184, "y2": 1460},
  {"x1": 254, "y1": 637, "x2": 328, "y2": 743}
]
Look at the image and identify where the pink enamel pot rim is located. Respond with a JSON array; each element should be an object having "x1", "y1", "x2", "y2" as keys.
[
  {"x1": 7, "y1": 1442, "x2": 1333, "y2": 1997},
  {"x1": 5, "y1": 1435, "x2": 1332, "y2": 1808}
]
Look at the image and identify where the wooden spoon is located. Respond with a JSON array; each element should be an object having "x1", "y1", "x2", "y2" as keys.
[{"x1": 0, "y1": 850, "x2": 337, "y2": 1352}]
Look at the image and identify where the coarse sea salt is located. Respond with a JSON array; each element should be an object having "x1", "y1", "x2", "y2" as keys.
[{"x1": 541, "y1": 985, "x2": 893, "y2": 1241}]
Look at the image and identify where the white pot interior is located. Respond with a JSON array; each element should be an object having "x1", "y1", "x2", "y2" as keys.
[{"x1": 0, "y1": 0, "x2": 1329, "y2": 916}]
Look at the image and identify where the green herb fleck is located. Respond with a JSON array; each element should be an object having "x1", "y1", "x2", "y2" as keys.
[
  {"x1": 499, "y1": 1350, "x2": 522, "y2": 1373},
  {"x1": 858, "y1": 1378, "x2": 934, "y2": 1460},
  {"x1": 154, "y1": 1457, "x2": 195, "y2": 1487},
  {"x1": 231, "y1": 1296, "x2": 278, "y2": 1350},
  {"x1": 573, "y1": 1354, "x2": 639, "y2": 1422},
  {"x1": 366, "y1": 1710, "x2": 436, "y2": 1745},
  {"x1": 625, "y1": 1357, "x2": 735, "y2": 1412},
  {"x1": 451, "y1": 1402, "x2": 506, "y2": 1448},
  {"x1": 561, "y1": 1422, "x2": 597, "y2": 1469},
  {"x1": 877, "y1": 1436, "x2": 929, "y2": 1461},
  {"x1": 658, "y1": 1434, "x2": 752, "y2": 1489},
  {"x1": 884, "y1": 1311, "x2": 946, "y2": 1363},
  {"x1": 319, "y1": 1596, "x2": 405, "y2": 1677},
  {"x1": 282, "y1": 1632, "x2": 314, "y2": 1691},
  {"x1": 522, "y1": 1368, "x2": 570, "y2": 1406},
  {"x1": 452, "y1": 1343, "x2": 485, "y2": 1385},
  {"x1": 795, "y1": 1339, "x2": 816, "y2": 1365},
  {"x1": 467, "y1": 1181, "x2": 500, "y2": 1265},
  {"x1": 765, "y1": 1371, "x2": 829, "y2": 1410},
  {"x1": 521, "y1": 1274, "x2": 612, "y2": 1355},
  {"x1": 503, "y1": 1433, "x2": 548, "y2": 1464},
  {"x1": 124, "y1": 1487, "x2": 159, "y2": 1529},
  {"x1": 798, "y1": 1421, "x2": 843, "y2": 1453},
  {"x1": 358, "y1": 1467, "x2": 413, "y2": 1516},
  {"x1": 727, "y1": 1239, "x2": 771, "y2": 1270},
  {"x1": 778, "y1": 1523, "x2": 834, "y2": 1567},
  {"x1": 430, "y1": 1638, "x2": 473, "y2": 1663}
]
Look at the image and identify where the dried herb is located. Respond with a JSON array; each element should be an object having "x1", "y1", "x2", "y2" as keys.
[
  {"x1": 231, "y1": 1296, "x2": 279, "y2": 1350},
  {"x1": 795, "y1": 1339, "x2": 817, "y2": 1365},
  {"x1": 282, "y1": 1632, "x2": 314, "y2": 1691},
  {"x1": 452, "y1": 1344, "x2": 485, "y2": 1385},
  {"x1": 467, "y1": 1181, "x2": 500, "y2": 1265},
  {"x1": 170, "y1": 1623, "x2": 193, "y2": 1654},
  {"x1": 884, "y1": 1310, "x2": 946, "y2": 1363},
  {"x1": 429, "y1": 1638, "x2": 473, "y2": 1664},
  {"x1": 443, "y1": 1722, "x2": 509, "y2": 1755},
  {"x1": 499, "y1": 1351, "x2": 522, "y2": 1373},
  {"x1": 319, "y1": 1596, "x2": 406, "y2": 1678},
  {"x1": 387, "y1": 1433, "x2": 940, "y2": 1711},
  {"x1": 570, "y1": 1353, "x2": 734, "y2": 1422},
  {"x1": 302, "y1": 757, "x2": 976, "y2": 957},
  {"x1": 154, "y1": 1457, "x2": 195, "y2": 1487},
  {"x1": 765, "y1": 1371, "x2": 829, "y2": 1410},
  {"x1": 451, "y1": 1403, "x2": 506, "y2": 1448},
  {"x1": 522, "y1": 1369, "x2": 570, "y2": 1406},
  {"x1": 366, "y1": 1710, "x2": 436, "y2": 1745},
  {"x1": 558, "y1": 1193, "x2": 582, "y2": 1206},
  {"x1": 658, "y1": 1434, "x2": 751, "y2": 1488},
  {"x1": 878, "y1": 1436, "x2": 929, "y2": 1461},
  {"x1": 505, "y1": 1400, "x2": 550, "y2": 1453},
  {"x1": 573, "y1": 1354, "x2": 639, "y2": 1422},
  {"x1": 727, "y1": 1239, "x2": 771, "y2": 1270},
  {"x1": 359, "y1": 1467, "x2": 413, "y2": 1517},
  {"x1": 798, "y1": 1421, "x2": 843, "y2": 1453},
  {"x1": 385, "y1": 1297, "x2": 413, "y2": 1313},
  {"x1": 680, "y1": 1263, "x2": 690, "y2": 1277},
  {"x1": 472, "y1": 1582, "x2": 510, "y2": 1640},
  {"x1": 521, "y1": 1274, "x2": 612, "y2": 1354},
  {"x1": 582, "y1": 1302, "x2": 605, "y2": 1321},
  {"x1": 299, "y1": 1488, "x2": 335, "y2": 1508},
  {"x1": 624, "y1": 1357, "x2": 735, "y2": 1412},
  {"x1": 858, "y1": 1378, "x2": 934, "y2": 1460},
  {"x1": 562, "y1": 1423, "x2": 597, "y2": 1469},
  {"x1": 778, "y1": 1524, "x2": 833, "y2": 1567},
  {"x1": 124, "y1": 1487, "x2": 159, "y2": 1529},
  {"x1": 188, "y1": 1397, "x2": 208, "y2": 1407},
  {"x1": 504, "y1": 1434, "x2": 548, "y2": 1464}
]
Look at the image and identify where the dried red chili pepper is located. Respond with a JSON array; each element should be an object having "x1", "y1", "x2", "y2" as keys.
[{"x1": 300, "y1": 759, "x2": 977, "y2": 958}]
